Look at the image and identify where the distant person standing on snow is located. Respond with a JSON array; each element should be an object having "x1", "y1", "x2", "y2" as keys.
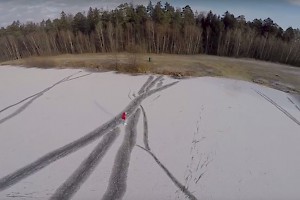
[{"x1": 122, "y1": 112, "x2": 127, "y2": 125}]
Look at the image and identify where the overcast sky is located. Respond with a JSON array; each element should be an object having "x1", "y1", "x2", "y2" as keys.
[{"x1": 0, "y1": 0, "x2": 299, "y2": 30}]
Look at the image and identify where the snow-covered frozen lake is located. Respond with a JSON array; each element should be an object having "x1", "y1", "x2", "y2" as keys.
[{"x1": 0, "y1": 65, "x2": 299, "y2": 200}]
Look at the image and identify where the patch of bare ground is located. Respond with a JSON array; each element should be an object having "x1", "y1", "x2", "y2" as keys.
[{"x1": 1, "y1": 53, "x2": 299, "y2": 94}]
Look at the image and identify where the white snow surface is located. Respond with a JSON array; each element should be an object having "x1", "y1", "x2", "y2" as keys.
[{"x1": 0, "y1": 65, "x2": 299, "y2": 200}]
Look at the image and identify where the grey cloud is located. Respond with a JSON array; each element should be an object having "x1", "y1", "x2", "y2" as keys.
[{"x1": 287, "y1": 0, "x2": 300, "y2": 5}]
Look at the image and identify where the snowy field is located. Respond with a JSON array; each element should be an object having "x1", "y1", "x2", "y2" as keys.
[{"x1": 0, "y1": 65, "x2": 299, "y2": 200}]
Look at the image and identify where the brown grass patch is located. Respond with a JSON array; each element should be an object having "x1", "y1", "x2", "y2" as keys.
[
  {"x1": 1, "y1": 53, "x2": 299, "y2": 94},
  {"x1": 23, "y1": 57, "x2": 56, "y2": 68}
]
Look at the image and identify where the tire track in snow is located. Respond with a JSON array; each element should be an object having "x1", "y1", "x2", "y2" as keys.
[
  {"x1": 151, "y1": 95, "x2": 161, "y2": 103},
  {"x1": 156, "y1": 78, "x2": 164, "y2": 88},
  {"x1": 0, "y1": 72, "x2": 82, "y2": 114},
  {"x1": 102, "y1": 109, "x2": 141, "y2": 200},
  {"x1": 50, "y1": 127, "x2": 120, "y2": 200},
  {"x1": 144, "y1": 75, "x2": 164, "y2": 92},
  {"x1": 0, "y1": 79, "x2": 178, "y2": 191},
  {"x1": 0, "y1": 72, "x2": 91, "y2": 125},
  {"x1": 139, "y1": 106, "x2": 197, "y2": 200},
  {"x1": 138, "y1": 76, "x2": 154, "y2": 95},
  {"x1": 287, "y1": 97, "x2": 300, "y2": 112},
  {"x1": 66, "y1": 73, "x2": 92, "y2": 82},
  {"x1": 140, "y1": 105, "x2": 150, "y2": 150},
  {"x1": 254, "y1": 89, "x2": 300, "y2": 126},
  {"x1": 0, "y1": 93, "x2": 42, "y2": 125},
  {"x1": 94, "y1": 101, "x2": 114, "y2": 117}
]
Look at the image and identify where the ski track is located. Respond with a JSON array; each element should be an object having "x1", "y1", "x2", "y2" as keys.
[
  {"x1": 136, "y1": 145, "x2": 198, "y2": 200},
  {"x1": 102, "y1": 109, "x2": 141, "y2": 200},
  {"x1": 0, "y1": 77, "x2": 178, "y2": 191},
  {"x1": 138, "y1": 76, "x2": 154, "y2": 95},
  {"x1": 254, "y1": 89, "x2": 300, "y2": 126},
  {"x1": 0, "y1": 72, "x2": 91, "y2": 125},
  {"x1": 50, "y1": 127, "x2": 120, "y2": 200}
]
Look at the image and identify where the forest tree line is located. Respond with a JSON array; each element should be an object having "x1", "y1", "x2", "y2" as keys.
[{"x1": 0, "y1": 1, "x2": 300, "y2": 67}]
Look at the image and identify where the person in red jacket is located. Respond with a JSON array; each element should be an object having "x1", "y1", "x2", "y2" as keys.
[{"x1": 122, "y1": 112, "x2": 127, "y2": 125}]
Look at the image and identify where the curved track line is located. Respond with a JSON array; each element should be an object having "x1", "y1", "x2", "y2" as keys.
[
  {"x1": 136, "y1": 145, "x2": 198, "y2": 200},
  {"x1": 0, "y1": 72, "x2": 91, "y2": 125},
  {"x1": 0, "y1": 72, "x2": 81, "y2": 114},
  {"x1": 0, "y1": 93, "x2": 42, "y2": 124},
  {"x1": 139, "y1": 106, "x2": 197, "y2": 200}
]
